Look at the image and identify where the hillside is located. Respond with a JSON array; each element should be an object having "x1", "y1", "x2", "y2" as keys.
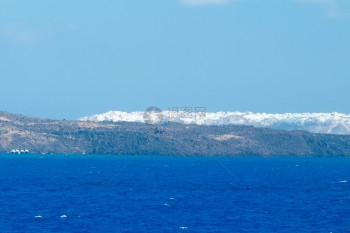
[{"x1": 1, "y1": 111, "x2": 350, "y2": 156}]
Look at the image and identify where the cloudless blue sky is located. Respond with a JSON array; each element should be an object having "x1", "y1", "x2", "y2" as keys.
[{"x1": 1, "y1": 0, "x2": 350, "y2": 119}]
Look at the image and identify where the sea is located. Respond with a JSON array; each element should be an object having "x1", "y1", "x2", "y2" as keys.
[{"x1": 0, "y1": 154, "x2": 349, "y2": 233}]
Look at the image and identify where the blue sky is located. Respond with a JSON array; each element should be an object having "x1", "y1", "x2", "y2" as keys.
[{"x1": 1, "y1": 0, "x2": 350, "y2": 119}]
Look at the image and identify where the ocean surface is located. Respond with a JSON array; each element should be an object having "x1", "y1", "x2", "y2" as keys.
[{"x1": 0, "y1": 155, "x2": 349, "y2": 232}]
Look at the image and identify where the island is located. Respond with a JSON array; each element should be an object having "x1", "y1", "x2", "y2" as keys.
[{"x1": 1, "y1": 111, "x2": 350, "y2": 156}]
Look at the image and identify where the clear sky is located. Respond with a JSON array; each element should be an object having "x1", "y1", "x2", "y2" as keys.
[{"x1": 1, "y1": 0, "x2": 350, "y2": 119}]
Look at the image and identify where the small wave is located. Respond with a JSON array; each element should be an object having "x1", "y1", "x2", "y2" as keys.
[
  {"x1": 164, "y1": 203, "x2": 170, "y2": 206},
  {"x1": 60, "y1": 215, "x2": 67, "y2": 218},
  {"x1": 179, "y1": 226, "x2": 188, "y2": 229},
  {"x1": 34, "y1": 215, "x2": 43, "y2": 218},
  {"x1": 339, "y1": 180, "x2": 348, "y2": 183}
]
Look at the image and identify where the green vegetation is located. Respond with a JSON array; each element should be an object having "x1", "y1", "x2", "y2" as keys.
[{"x1": 1, "y1": 111, "x2": 350, "y2": 156}]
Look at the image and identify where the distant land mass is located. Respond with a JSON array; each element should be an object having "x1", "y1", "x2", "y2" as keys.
[
  {"x1": 1, "y1": 111, "x2": 350, "y2": 156},
  {"x1": 80, "y1": 111, "x2": 350, "y2": 135}
]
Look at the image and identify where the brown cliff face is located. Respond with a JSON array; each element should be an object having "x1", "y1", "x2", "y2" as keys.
[{"x1": 1, "y1": 111, "x2": 350, "y2": 156}]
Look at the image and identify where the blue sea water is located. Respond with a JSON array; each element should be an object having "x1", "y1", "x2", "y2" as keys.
[{"x1": 0, "y1": 155, "x2": 349, "y2": 232}]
